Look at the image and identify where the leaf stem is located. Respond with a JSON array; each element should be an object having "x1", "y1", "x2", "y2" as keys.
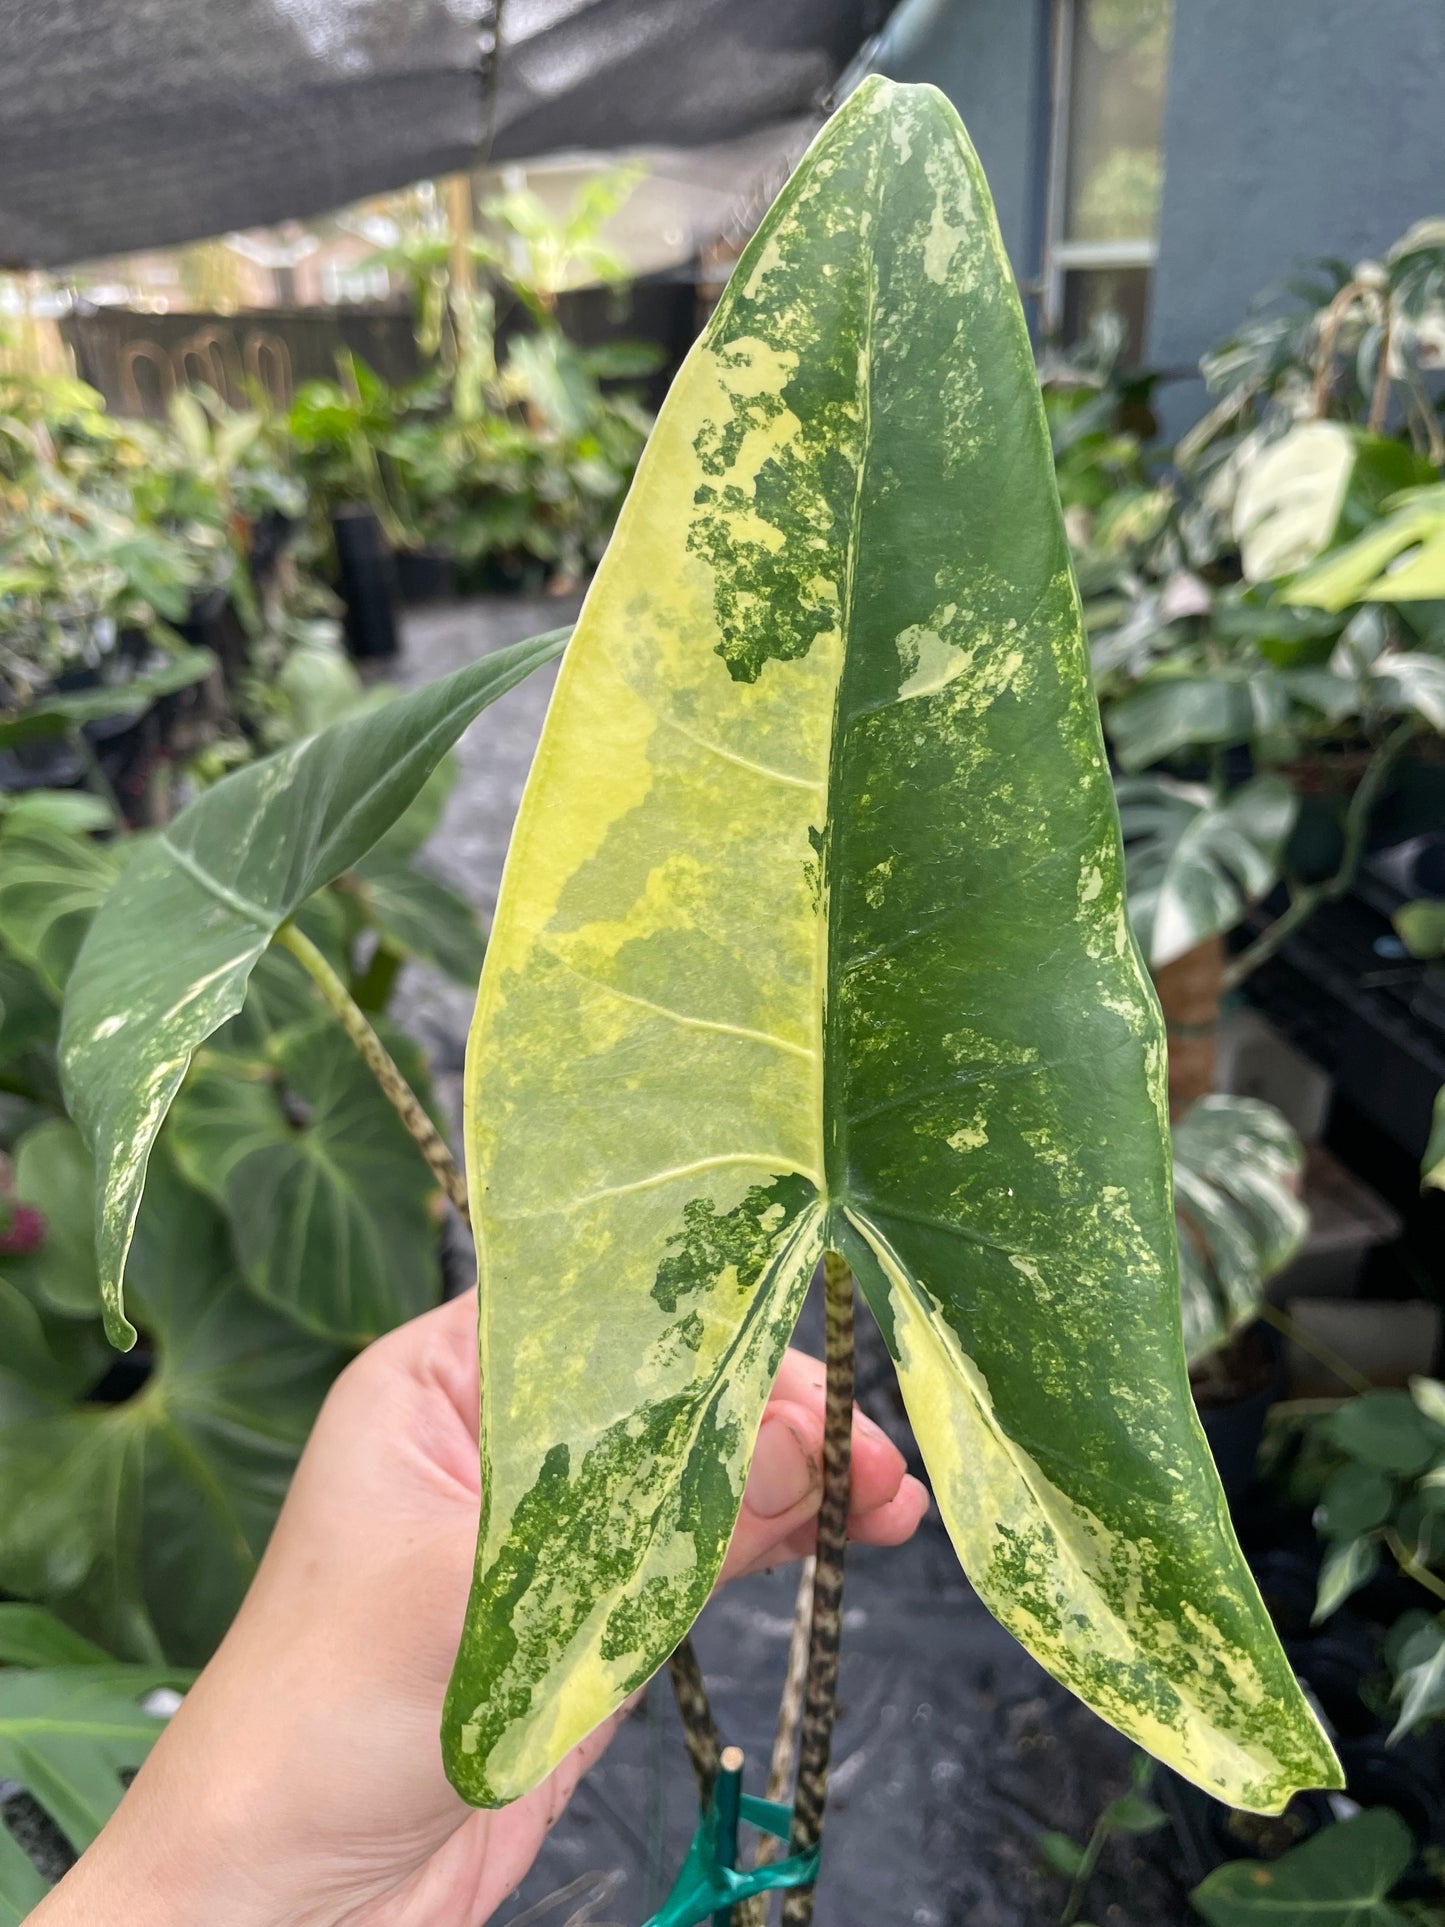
[
  {"x1": 1060, "y1": 1820, "x2": 1107, "y2": 1927},
  {"x1": 779, "y1": 1253, "x2": 855, "y2": 1927},
  {"x1": 1223, "y1": 719, "x2": 1421, "y2": 992},
  {"x1": 1257, "y1": 1303, "x2": 1374, "y2": 1397},
  {"x1": 735, "y1": 1556, "x2": 817, "y2": 1927},
  {"x1": 666, "y1": 1635, "x2": 722, "y2": 1804},
  {"x1": 1383, "y1": 1528, "x2": 1445, "y2": 1606},
  {"x1": 273, "y1": 920, "x2": 470, "y2": 1218}
]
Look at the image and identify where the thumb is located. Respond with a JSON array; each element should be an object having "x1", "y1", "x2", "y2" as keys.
[{"x1": 720, "y1": 1401, "x2": 822, "y2": 1581}]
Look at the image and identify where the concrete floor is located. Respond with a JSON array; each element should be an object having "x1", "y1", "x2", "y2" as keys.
[{"x1": 391, "y1": 598, "x2": 1191, "y2": 1927}]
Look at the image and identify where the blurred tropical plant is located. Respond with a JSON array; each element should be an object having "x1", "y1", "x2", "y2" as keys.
[
  {"x1": 290, "y1": 169, "x2": 657, "y2": 585},
  {"x1": 0, "y1": 643, "x2": 530, "y2": 1660},
  {"x1": 1037, "y1": 220, "x2": 1445, "y2": 1369}
]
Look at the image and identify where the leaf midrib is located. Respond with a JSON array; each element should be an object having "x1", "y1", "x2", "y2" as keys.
[{"x1": 820, "y1": 98, "x2": 885, "y2": 1231}]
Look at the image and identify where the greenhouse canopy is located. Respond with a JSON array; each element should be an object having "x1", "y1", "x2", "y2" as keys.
[{"x1": 0, "y1": 0, "x2": 890, "y2": 269}]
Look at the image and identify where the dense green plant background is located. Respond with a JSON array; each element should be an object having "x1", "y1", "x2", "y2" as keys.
[{"x1": 4, "y1": 158, "x2": 1445, "y2": 1922}]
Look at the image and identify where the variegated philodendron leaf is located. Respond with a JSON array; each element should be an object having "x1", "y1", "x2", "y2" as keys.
[
  {"x1": 444, "y1": 78, "x2": 1339, "y2": 1815},
  {"x1": 58, "y1": 628, "x2": 567, "y2": 1349}
]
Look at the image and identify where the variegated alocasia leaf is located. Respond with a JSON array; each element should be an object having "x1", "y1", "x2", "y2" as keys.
[
  {"x1": 444, "y1": 77, "x2": 1339, "y2": 1814},
  {"x1": 59, "y1": 627, "x2": 567, "y2": 1349}
]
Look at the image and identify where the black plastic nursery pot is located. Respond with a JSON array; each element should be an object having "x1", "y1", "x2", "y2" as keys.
[
  {"x1": 393, "y1": 546, "x2": 456, "y2": 605},
  {"x1": 332, "y1": 505, "x2": 400, "y2": 661},
  {"x1": 1193, "y1": 1323, "x2": 1286, "y2": 1505},
  {"x1": 460, "y1": 550, "x2": 554, "y2": 598}
]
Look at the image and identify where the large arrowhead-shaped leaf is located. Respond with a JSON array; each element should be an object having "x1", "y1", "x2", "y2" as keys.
[
  {"x1": 0, "y1": 1149, "x2": 346, "y2": 1662},
  {"x1": 443, "y1": 79, "x2": 1337, "y2": 1814},
  {"x1": 59, "y1": 626, "x2": 568, "y2": 1348}
]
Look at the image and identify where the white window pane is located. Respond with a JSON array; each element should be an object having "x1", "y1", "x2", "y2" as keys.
[{"x1": 1063, "y1": 0, "x2": 1172, "y2": 245}]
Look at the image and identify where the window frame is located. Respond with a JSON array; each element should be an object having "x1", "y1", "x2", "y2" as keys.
[{"x1": 1040, "y1": 0, "x2": 1166, "y2": 341}]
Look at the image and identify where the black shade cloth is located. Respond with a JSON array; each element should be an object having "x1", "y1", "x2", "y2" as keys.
[{"x1": 0, "y1": 0, "x2": 891, "y2": 269}]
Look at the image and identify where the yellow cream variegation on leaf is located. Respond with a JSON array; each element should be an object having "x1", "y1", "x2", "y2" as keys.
[{"x1": 443, "y1": 77, "x2": 1340, "y2": 1815}]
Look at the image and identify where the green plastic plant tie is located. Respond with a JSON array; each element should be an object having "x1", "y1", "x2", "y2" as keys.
[{"x1": 640, "y1": 1792, "x2": 821, "y2": 1927}]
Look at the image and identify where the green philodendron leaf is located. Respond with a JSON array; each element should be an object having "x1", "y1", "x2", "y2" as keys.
[
  {"x1": 376, "y1": 752, "x2": 459, "y2": 860},
  {"x1": 7, "y1": 1120, "x2": 101, "y2": 1317},
  {"x1": 1191, "y1": 1809, "x2": 1414, "y2": 1927},
  {"x1": 169, "y1": 1018, "x2": 441, "y2": 1343},
  {"x1": 1315, "y1": 1463, "x2": 1395, "y2": 1542},
  {"x1": 350, "y1": 851, "x2": 489, "y2": 988},
  {"x1": 0, "y1": 954, "x2": 57, "y2": 1070},
  {"x1": 1370, "y1": 649, "x2": 1445, "y2": 732},
  {"x1": 59, "y1": 625, "x2": 569, "y2": 1349},
  {"x1": 442, "y1": 79, "x2": 1338, "y2": 1815},
  {"x1": 0, "y1": 650, "x2": 217, "y2": 749},
  {"x1": 1328, "y1": 1391, "x2": 1445, "y2": 1478},
  {"x1": 1106, "y1": 671, "x2": 1290, "y2": 772},
  {"x1": 0, "y1": 824, "x2": 128, "y2": 1000},
  {"x1": 1233, "y1": 422, "x2": 1359, "y2": 585},
  {"x1": 0, "y1": 1606, "x2": 111, "y2": 1670},
  {"x1": 0, "y1": 1148, "x2": 347, "y2": 1663},
  {"x1": 0, "y1": 792, "x2": 115, "y2": 837},
  {"x1": 1286, "y1": 484, "x2": 1445, "y2": 609},
  {"x1": 1312, "y1": 1536, "x2": 1380, "y2": 1623},
  {"x1": 0, "y1": 1661, "x2": 190, "y2": 1917},
  {"x1": 1172, "y1": 1096, "x2": 1308, "y2": 1365},
  {"x1": 1118, "y1": 775, "x2": 1296, "y2": 969},
  {"x1": 0, "y1": 1276, "x2": 106, "y2": 1419},
  {"x1": 1389, "y1": 1617, "x2": 1445, "y2": 1742}
]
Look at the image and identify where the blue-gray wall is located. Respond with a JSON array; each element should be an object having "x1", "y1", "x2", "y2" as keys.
[
  {"x1": 872, "y1": 0, "x2": 1048, "y2": 280},
  {"x1": 1149, "y1": 0, "x2": 1445, "y2": 432},
  {"x1": 878, "y1": 0, "x2": 1445, "y2": 433}
]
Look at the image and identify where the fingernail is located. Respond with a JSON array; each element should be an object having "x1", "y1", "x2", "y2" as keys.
[
  {"x1": 854, "y1": 1409, "x2": 886, "y2": 1443},
  {"x1": 745, "y1": 1419, "x2": 817, "y2": 1518}
]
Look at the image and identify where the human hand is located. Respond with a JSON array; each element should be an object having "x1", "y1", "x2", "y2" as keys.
[{"x1": 32, "y1": 1291, "x2": 928, "y2": 1927}]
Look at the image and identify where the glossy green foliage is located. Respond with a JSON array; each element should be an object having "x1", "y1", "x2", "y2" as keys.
[
  {"x1": 0, "y1": 651, "x2": 216, "y2": 749},
  {"x1": 1288, "y1": 484, "x2": 1445, "y2": 608},
  {"x1": 1118, "y1": 776, "x2": 1297, "y2": 969},
  {"x1": 1283, "y1": 1384, "x2": 1445, "y2": 1633},
  {"x1": 1387, "y1": 1614, "x2": 1445, "y2": 1742},
  {"x1": 0, "y1": 1621, "x2": 190, "y2": 1925},
  {"x1": 349, "y1": 850, "x2": 488, "y2": 988},
  {"x1": 1173, "y1": 1096, "x2": 1307, "y2": 1364},
  {"x1": 444, "y1": 80, "x2": 1337, "y2": 1814},
  {"x1": 6, "y1": 1122, "x2": 100, "y2": 1316},
  {"x1": 171, "y1": 1018, "x2": 440, "y2": 1342},
  {"x1": 1233, "y1": 426, "x2": 1429, "y2": 587},
  {"x1": 0, "y1": 1148, "x2": 346, "y2": 1662},
  {"x1": 1191, "y1": 1808, "x2": 1413, "y2": 1927},
  {"x1": 59, "y1": 627, "x2": 568, "y2": 1346},
  {"x1": 0, "y1": 821, "x2": 127, "y2": 999}
]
